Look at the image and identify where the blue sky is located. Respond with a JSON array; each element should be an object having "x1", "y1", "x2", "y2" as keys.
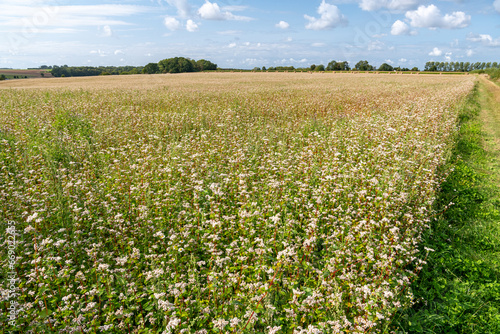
[{"x1": 0, "y1": 0, "x2": 499, "y2": 69}]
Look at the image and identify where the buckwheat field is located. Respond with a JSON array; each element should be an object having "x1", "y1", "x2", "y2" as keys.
[{"x1": 0, "y1": 73, "x2": 475, "y2": 333}]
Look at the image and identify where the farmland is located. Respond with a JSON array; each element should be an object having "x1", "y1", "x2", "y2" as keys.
[
  {"x1": 0, "y1": 73, "x2": 475, "y2": 333},
  {"x1": 0, "y1": 69, "x2": 52, "y2": 80}
]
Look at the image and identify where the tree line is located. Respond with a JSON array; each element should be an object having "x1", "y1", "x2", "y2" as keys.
[
  {"x1": 43, "y1": 58, "x2": 500, "y2": 78},
  {"x1": 49, "y1": 57, "x2": 217, "y2": 77},
  {"x1": 146, "y1": 58, "x2": 217, "y2": 74},
  {"x1": 51, "y1": 65, "x2": 144, "y2": 77},
  {"x1": 252, "y1": 60, "x2": 415, "y2": 72},
  {"x1": 424, "y1": 61, "x2": 500, "y2": 72}
]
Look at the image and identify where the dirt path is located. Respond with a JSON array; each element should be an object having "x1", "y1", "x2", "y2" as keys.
[{"x1": 478, "y1": 76, "x2": 500, "y2": 186}]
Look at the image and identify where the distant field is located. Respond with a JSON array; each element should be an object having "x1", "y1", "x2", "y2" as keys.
[
  {"x1": 0, "y1": 73, "x2": 475, "y2": 333},
  {"x1": 0, "y1": 69, "x2": 52, "y2": 79}
]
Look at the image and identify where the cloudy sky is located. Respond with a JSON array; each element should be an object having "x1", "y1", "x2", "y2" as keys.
[{"x1": 0, "y1": 0, "x2": 499, "y2": 69}]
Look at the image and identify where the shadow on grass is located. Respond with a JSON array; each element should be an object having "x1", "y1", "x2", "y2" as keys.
[{"x1": 389, "y1": 84, "x2": 500, "y2": 333}]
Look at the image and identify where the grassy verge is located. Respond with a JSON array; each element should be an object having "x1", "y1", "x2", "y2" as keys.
[{"x1": 390, "y1": 81, "x2": 500, "y2": 333}]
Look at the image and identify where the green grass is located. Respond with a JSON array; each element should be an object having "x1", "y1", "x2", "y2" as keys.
[{"x1": 390, "y1": 83, "x2": 500, "y2": 333}]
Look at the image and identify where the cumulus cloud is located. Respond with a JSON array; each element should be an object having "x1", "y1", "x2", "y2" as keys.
[
  {"x1": 166, "y1": 0, "x2": 191, "y2": 18},
  {"x1": 466, "y1": 49, "x2": 474, "y2": 57},
  {"x1": 198, "y1": 1, "x2": 252, "y2": 21},
  {"x1": 467, "y1": 33, "x2": 500, "y2": 46},
  {"x1": 391, "y1": 20, "x2": 410, "y2": 35},
  {"x1": 359, "y1": 0, "x2": 422, "y2": 12},
  {"x1": 405, "y1": 5, "x2": 470, "y2": 29},
  {"x1": 495, "y1": 0, "x2": 500, "y2": 13},
  {"x1": 164, "y1": 16, "x2": 182, "y2": 31},
  {"x1": 276, "y1": 21, "x2": 290, "y2": 29},
  {"x1": 428, "y1": 47, "x2": 443, "y2": 56},
  {"x1": 100, "y1": 25, "x2": 112, "y2": 37},
  {"x1": 186, "y1": 19, "x2": 199, "y2": 32},
  {"x1": 304, "y1": 0, "x2": 347, "y2": 30}
]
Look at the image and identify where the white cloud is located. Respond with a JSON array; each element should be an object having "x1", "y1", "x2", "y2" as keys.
[
  {"x1": 227, "y1": 42, "x2": 237, "y2": 48},
  {"x1": 405, "y1": 5, "x2": 470, "y2": 29},
  {"x1": 198, "y1": 1, "x2": 252, "y2": 21},
  {"x1": 304, "y1": 0, "x2": 347, "y2": 30},
  {"x1": 445, "y1": 52, "x2": 452, "y2": 61},
  {"x1": 114, "y1": 49, "x2": 124, "y2": 55},
  {"x1": 221, "y1": 5, "x2": 248, "y2": 12},
  {"x1": 391, "y1": 20, "x2": 410, "y2": 35},
  {"x1": 466, "y1": 49, "x2": 474, "y2": 57},
  {"x1": 198, "y1": 1, "x2": 224, "y2": 20},
  {"x1": 312, "y1": 42, "x2": 326, "y2": 47},
  {"x1": 276, "y1": 21, "x2": 290, "y2": 29},
  {"x1": 495, "y1": 0, "x2": 500, "y2": 13},
  {"x1": 164, "y1": 16, "x2": 182, "y2": 31},
  {"x1": 367, "y1": 40, "x2": 385, "y2": 51},
  {"x1": 277, "y1": 58, "x2": 308, "y2": 65},
  {"x1": 467, "y1": 33, "x2": 500, "y2": 46},
  {"x1": 399, "y1": 58, "x2": 407, "y2": 62},
  {"x1": 166, "y1": 0, "x2": 191, "y2": 18},
  {"x1": 89, "y1": 49, "x2": 108, "y2": 57},
  {"x1": 186, "y1": 19, "x2": 198, "y2": 32},
  {"x1": 359, "y1": 0, "x2": 422, "y2": 12},
  {"x1": 100, "y1": 25, "x2": 112, "y2": 37},
  {"x1": 0, "y1": 4, "x2": 151, "y2": 28},
  {"x1": 428, "y1": 47, "x2": 443, "y2": 56}
]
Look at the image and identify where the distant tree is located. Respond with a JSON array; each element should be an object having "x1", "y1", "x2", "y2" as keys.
[
  {"x1": 158, "y1": 57, "x2": 195, "y2": 74},
  {"x1": 327, "y1": 60, "x2": 350, "y2": 71},
  {"x1": 310, "y1": 64, "x2": 316, "y2": 71},
  {"x1": 275, "y1": 66, "x2": 295, "y2": 71},
  {"x1": 425, "y1": 62, "x2": 438, "y2": 71},
  {"x1": 378, "y1": 63, "x2": 394, "y2": 71},
  {"x1": 262, "y1": 66, "x2": 266, "y2": 71},
  {"x1": 142, "y1": 63, "x2": 159, "y2": 74},
  {"x1": 41, "y1": 73, "x2": 44, "y2": 77},
  {"x1": 0, "y1": 74, "x2": 5, "y2": 81},
  {"x1": 411, "y1": 67, "x2": 419, "y2": 71},
  {"x1": 354, "y1": 60, "x2": 374, "y2": 71},
  {"x1": 326, "y1": 60, "x2": 338, "y2": 71},
  {"x1": 195, "y1": 59, "x2": 217, "y2": 71},
  {"x1": 253, "y1": 67, "x2": 261, "y2": 71},
  {"x1": 315, "y1": 64, "x2": 325, "y2": 71}
]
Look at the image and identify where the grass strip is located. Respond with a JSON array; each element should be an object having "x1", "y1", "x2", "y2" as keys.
[{"x1": 390, "y1": 81, "x2": 500, "y2": 333}]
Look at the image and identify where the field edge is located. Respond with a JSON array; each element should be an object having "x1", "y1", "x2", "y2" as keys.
[{"x1": 389, "y1": 78, "x2": 500, "y2": 333}]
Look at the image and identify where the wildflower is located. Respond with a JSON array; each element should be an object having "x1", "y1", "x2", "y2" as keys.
[{"x1": 212, "y1": 318, "x2": 229, "y2": 330}]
